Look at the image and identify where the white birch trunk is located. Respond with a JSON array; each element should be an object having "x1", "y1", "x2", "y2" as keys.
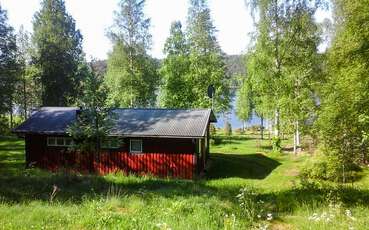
[
  {"x1": 296, "y1": 120, "x2": 300, "y2": 147},
  {"x1": 293, "y1": 127, "x2": 297, "y2": 154},
  {"x1": 293, "y1": 120, "x2": 300, "y2": 154},
  {"x1": 274, "y1": 109, "x2": 280, "y2": 137}
]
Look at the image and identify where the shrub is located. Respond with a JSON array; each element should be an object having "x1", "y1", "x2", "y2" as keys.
[
  {"x1": 209, "y1": 124, "x2": 217, "y2": 136},
  {"x1": 210, "y1": 136, "x2": 222, "y2": 145},
  {"x1": 224, "y1": 122, "x2": 232, "y2": 137},
  {"x1": 247, "y1": 125, "x2": 262, "y2": 134},
  {"x1": 300, "y1": 152, "x2": 362, "y2": 182},
  {"x1": 234, "y1": 128, "x2": 244, "y2": 135},
  {"x1": 271, "y1": 137, "x2": 281, "y2": 153}
]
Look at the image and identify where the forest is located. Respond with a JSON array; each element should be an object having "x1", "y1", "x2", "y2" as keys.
[{"x1": 0, "y1": 0, "x2": 369, "y2": 229}]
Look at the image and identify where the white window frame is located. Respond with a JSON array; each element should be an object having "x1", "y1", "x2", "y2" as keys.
[
  {"x1": 47, "y1": 137, "x2": 74, "y2": 147},
  {"x1": 130, "y1": 139, "x2": 143, "y2": 153},
  {"x1": 47, "y1": 137, "x2": 57, "y2": 146}
]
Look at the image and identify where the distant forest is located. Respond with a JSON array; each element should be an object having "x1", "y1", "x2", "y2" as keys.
[{"x1": 91, "y1": 54, "x2": 246, "y2": 89}]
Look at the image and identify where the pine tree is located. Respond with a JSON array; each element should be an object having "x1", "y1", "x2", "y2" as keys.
[
  {"x1": 105, "y1": 0, "x2": 159, "y2": 108},
  {"x1": 186, "y1": 0, "x2": 231, "y2": 113},
  {"x1": 159, "y1": 21, "x2": 191, "y2": 108},
  {"x1": 0, "y1": 4, "x2": 18, "y2": 127},
  {"x1": 32, "y1": 0, "x2": 83, "y2": 106}
]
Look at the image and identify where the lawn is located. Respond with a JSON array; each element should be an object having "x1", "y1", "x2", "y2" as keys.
[{"x1": 0, "y1": 134, "x2": 369, "y2": 229}]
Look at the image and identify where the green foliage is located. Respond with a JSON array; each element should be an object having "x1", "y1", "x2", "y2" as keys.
[
  {"x1": 0, "y1": 4, "x2": 18, "y2": 116},
  {"x1": 316, "y1": 0, "x2": 369, "y2": 171},
  {"x1": 105, "y1": 0, "x2": 159, "y2": 108},
  {"x1": 159, "y1": 21, "x2": 191, "y2": 108},
  {"x1": 186, "y1": 0, "x2": 231, "y2": 113},
  {"x1": 159, "y1": 1, "x2": 231, "y2": 112},
  {"x1": 300, "y1": 153, "x2": 362, "y2": 182},
  {"x1": 67, "y1": 64, "x2": 113, "y2": 153},
  {"x1": 236, "y1": 187, "x2": 265, "y2": 223},
  {"x1": 14, "y1": 26, "x2": 42, "y2": 119},
  {"x1": 236, "y1": 76, "x2": 253, "y2": 124},
  {"x1": 32, "y1": 0, "x2": 84, "y2": 106},
  {"x1": 246, "y1": 0, "x2": 324, "y2": 138},
  {"x1": 271, "y1": 136, "x2": 281, "y2": 153},
  {"x1": 209, "y1": 123, "x2": 217, "y2": 136},
  {"x1": 3, "y1": 134, "x2": 369, "y2": 229}
]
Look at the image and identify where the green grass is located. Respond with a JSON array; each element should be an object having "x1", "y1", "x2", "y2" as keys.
[{"x1": 1, "y1": 135, "x2": 369, "y2": 229}]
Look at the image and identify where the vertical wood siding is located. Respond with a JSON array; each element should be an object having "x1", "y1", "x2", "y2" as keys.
[
  {"x1": 26, "y1": 135, "x2": 195, "y2": 179},
  {"x1": 35, "y1": 151, "x2": 195, "y2": 179}
]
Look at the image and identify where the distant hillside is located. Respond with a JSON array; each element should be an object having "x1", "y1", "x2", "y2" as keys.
[
  {"x1": 224, "y1": 54, "x2": 245, "y2": 77},
  {"x1": 90, "y1": 54, "x2": 245, "y2": 87}
]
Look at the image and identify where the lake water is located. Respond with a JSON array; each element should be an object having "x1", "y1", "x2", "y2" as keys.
[{"x1": 215, "y1": 97, "x2": 263, "y2": 128}]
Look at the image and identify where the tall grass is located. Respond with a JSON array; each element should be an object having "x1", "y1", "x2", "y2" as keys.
[{"x1": 1, "y1": 134, "x2": 369, "y2": 229}]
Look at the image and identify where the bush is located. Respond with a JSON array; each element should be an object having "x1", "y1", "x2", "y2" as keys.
[
  {"x1": 209, "y1": 124, "x2": 217, "y2": 136},
  {"x1": 234, "y1": 128, "x2": 244, "y2": 135},
  {"x1": 300, "y1": 152, "x2": 362, "y2": 182},
  {"x1": 271, "y1": 136, "x2": 281, "y2": 153},
  {"x1": 224, "y1": 122, "x2": 232, "y2": 137},
  {"x1": 246, "y1": 125, "x2": 262, "y2": 134},
  {"x1": 210, "y1": 136, "x2": 222, "y2": 145}
]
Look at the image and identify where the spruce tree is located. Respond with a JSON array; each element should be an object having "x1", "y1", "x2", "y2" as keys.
[
  {"x1": 186, "y1": 0, "x2": 230, "y2": 113},
  {"x1": 0, "y1": 4, "x2": 18, "y2": 125},
  {"x1": 32, "y1": 0, "x2": 83, "y2": 106}
]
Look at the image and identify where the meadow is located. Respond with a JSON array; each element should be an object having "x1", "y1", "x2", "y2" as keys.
[{"x1": 0, "y1": 134, "x2": 369, "y2": 230}]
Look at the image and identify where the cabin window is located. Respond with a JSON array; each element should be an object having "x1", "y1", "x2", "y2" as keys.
[
  {"x1": 47, "y1": 137, "x2": 56, "y2": 146},
  {"x1": 101, "y1": 138, "x2": 121, "y2": 149},
  {"x1": 130, "y1": 139, "x2": 142, "y2": 153},
  {"x1": 47, "y1": 137, "x2": 74, "y2": 147},
  {"x1": 56, "y1": 137, "x2": 64, "y2": 146}
]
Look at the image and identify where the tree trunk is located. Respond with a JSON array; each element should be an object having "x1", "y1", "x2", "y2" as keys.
[
  {"x1": 274, "y1": 109, "x2": 280, "y2": 137},
  {"x1": 296, "y1": 120, "x2": 300, "y2": 152},
  {"x1": 9, "y1": 108, "x2": 13, "y2": 130},
  {"x1": 23, "y1": 76, "x2": 27, "y2": 119},
  {"x1": 260, "y1": 115, "x2": 264, "y2": 140},
  {"x1": 293, "y1": 120, "x2": 301, "y2": 154},
  {"x1": 293, "y1": 127, "x2": 297, "y2": 154},
  {"x1": 268, "y1": 120, "x2": 272, "y2": 142}
]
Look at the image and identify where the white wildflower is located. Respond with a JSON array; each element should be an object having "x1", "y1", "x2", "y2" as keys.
[{"x1": 266, "y1": 213, "x2": 273, "y2": 221}]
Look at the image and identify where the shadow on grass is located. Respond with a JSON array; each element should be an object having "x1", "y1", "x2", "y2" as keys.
[
  {"x1": 1, "y1": 137, "x2": 369, "y2": 213},
  {"x1": 0, "y1": 171, "x2": 242, "y2": 204},
  {"x1": 260, "y1": 145, "x2": 294, "y2": 152},
  {"x1": 260, "y1": 185, "x2": 369, "y2": 213},
  {"x1": 207, "y1": 153, "x2": 281, "y2": 179},
  {"x1": 214, "y1": 135, "x2": 259, "y2": 142}
]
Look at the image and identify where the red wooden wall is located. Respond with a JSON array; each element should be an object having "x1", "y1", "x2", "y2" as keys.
[{"x1": 25, "y1": 135, "x2": 196, "y2": 179}]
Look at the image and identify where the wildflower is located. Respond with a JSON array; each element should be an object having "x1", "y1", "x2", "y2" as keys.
[
  {"x1": 308, "y1": 213, "x2": 320, "y2": 222},
  {"x1": 345, "y1": 209, "x2": 356, "y2": 220},
  {"x1": 258, "y1": 223, "x2": 269, "y2": 230},
  {"x1": 266, "y1": 213, "x2": 273, "y2": 221}
]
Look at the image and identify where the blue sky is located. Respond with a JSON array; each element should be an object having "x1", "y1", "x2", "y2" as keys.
[{"x1": 1, "y1": 0, "x2": 330, "y2": 60}]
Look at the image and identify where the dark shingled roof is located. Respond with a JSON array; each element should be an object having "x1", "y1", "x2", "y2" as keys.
[{"x1": 13, "y1": 107, "x2": 217, "y2": 138}]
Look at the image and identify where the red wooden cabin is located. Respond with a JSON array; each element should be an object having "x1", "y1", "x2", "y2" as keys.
[{"x1": 13, "y1": 107, "x2": 216, "y2": 179}]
